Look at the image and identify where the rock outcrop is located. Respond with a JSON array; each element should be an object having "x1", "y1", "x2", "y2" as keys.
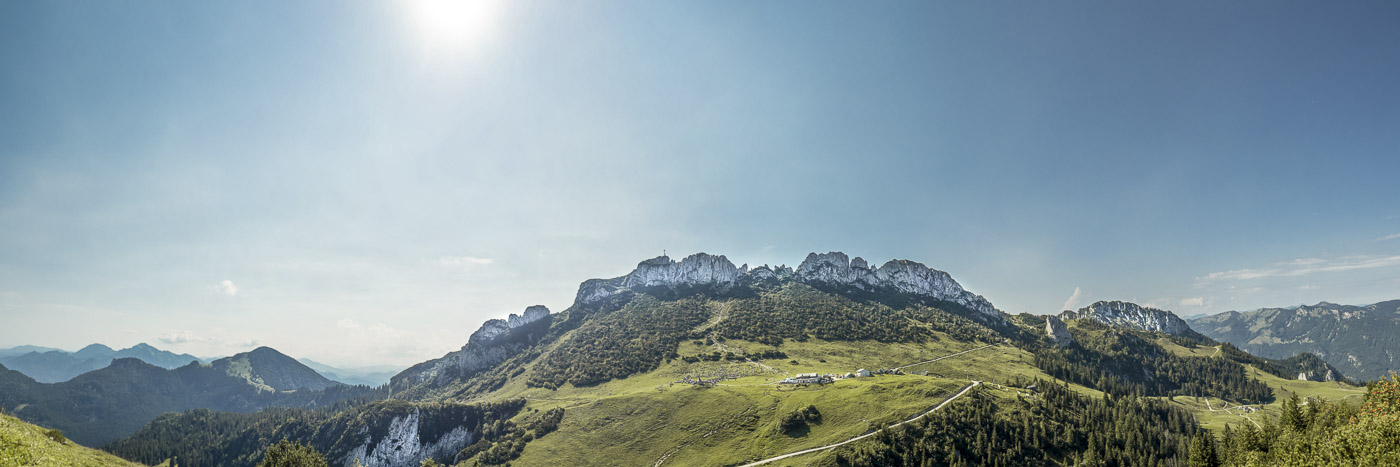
[
  {"x1": 794, "y1": 252, "x2": 999, "y2": 317},
  {"x1": 622, "y1": 253, "x2": 743, "y2": 289},
  {"x1": 1059, "y1": 301, "x2": 1198, "y2": 337},
  {"x1": 343, "y1": 409, "x2": 474, "y2": 467},
  {"x1": 573, "y1": 251, "x2": 999, "y2": 317},
  {"x1": 1045, "y1": 315, "x2": 1073, "y2": 346},
  {"x1": 391, "y1": 306, "x2": 551, "y2": 389}
]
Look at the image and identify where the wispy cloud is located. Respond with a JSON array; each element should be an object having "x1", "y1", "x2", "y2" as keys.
[
  {"x1": 438, "y1": 256, "x2": 494, "y2": 268},
  {"x1": 1179, "y1": 297, "x2": 1205, "y2": 307},
  {"x1": 1199, "y1": 255, "x2": 1400, "y2": 281},
  {"x1": 159, "y1": 330, "x2": 203, "y2": 345},
  {"x1": 1061, "y1": 287, "x2": 1083, "y2": 311},
  {"x1": 157, "y1": 329, "x2": 259, "y2": 351},
  {"x1": 212, "y1": 280, "x2": 238, "y2": 296},
  {"x1": 1378, "y1": 233, "x2": 1400, "y2": 241}
]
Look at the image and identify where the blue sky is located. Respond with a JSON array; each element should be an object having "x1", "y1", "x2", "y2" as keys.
[{"x1": 2, "y1": 1, "x2": 1398, "y2": 367}]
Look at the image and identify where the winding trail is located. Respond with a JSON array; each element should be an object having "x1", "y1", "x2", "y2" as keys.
[
  {"x1": 1204, "y1": 397, "x2": 1262, "y2": 428},
  {"x1": 735, "y1": 381, "x2": 982, "y2": 467},
  {"x1": 895, "y1": 344, "x2": 994, "y2": 371}
]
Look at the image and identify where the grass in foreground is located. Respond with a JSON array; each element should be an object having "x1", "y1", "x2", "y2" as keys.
[{"x1": 0, "y1": 412, "x2": 146, "y2": 466}]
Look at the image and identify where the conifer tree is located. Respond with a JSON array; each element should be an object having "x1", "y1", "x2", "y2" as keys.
[{"x1": 1188, "y1": 430, "x2": 1219, "y2": 467}]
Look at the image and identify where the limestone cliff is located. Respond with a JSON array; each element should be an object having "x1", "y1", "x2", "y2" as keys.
[
  {"x1": 1045, "y1": 315, "x2": 1073, "y2": 346},
  {"x1": 573, "y1": 251, "x2": 999, "y2": 318},
  {"x1": 1059, "y1": 301, "x2": 1199, "y2": 337}
]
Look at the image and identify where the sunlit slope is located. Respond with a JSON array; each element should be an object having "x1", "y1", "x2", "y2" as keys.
[
  {"x1": 0, "y1": 412, "x2": 146, "y2": 467},
  {"x1": 498, "y1": 337, "x2": 1052, "y2": 466}
]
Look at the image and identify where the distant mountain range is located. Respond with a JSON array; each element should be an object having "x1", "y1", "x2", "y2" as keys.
[
  {"x1": 296, "y1": 358, "x2": 400, "y2": 387},
  {"x1": 0, "y1": 346, "x2": 376, "y2": 446},
  {"x1": 34, "y1": 250, "x2": 1379, "y2": 466},
  {"x1": 0, "y1": 342, "x2": 402, "y2": 388},
  {"x1": 1189, "y1": 300, "x2": 1400, "y2": 381},
  {"x1": 0, "y1": 343, "x2": 203, "y2": 383}
]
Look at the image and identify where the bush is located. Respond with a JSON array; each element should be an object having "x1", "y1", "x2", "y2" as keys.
[
  {"x1": 259, "y1": 439, "x2": 327, "y2": 467},
  {"x1": 43, "y1": 428, "x2": 66, "y2": 444}
]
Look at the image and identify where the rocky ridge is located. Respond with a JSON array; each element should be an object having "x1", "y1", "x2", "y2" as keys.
[
  {"x1": 575, "y1": 251, "x2": 999, "y2": 317},
  {"x1": 392, "y1": 306, "x2": 551, "y2": 389},
  {"x1": 1060, "y1": 301, "x2": 1198, "y2": 337}
]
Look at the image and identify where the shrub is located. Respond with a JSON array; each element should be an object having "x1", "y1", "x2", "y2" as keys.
[{"x1": 43, "y1": 428, "x2": 67, "y2": 444}]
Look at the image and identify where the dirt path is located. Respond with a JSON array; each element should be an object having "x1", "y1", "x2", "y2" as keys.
[
  {"x1": 1204, "y1": 397, "x2": 1262, "y2": 428},
  {"x1": 894, "y1": 344, "x2": 994, "y2": 371},
  {"x1": 734, "y1": 381, "x2": 981, "y2": 467}
]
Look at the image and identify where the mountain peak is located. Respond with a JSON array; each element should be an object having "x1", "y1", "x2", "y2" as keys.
[
  {"x1": 1060, "y1": 300, "x2": 1197, "y2": 337},
  {"x1": 572, "y1": 251, "x2": 999, "y2": 317},
  {"x1": 75, "y1": 343, "x2": 114, "y2": 354}
]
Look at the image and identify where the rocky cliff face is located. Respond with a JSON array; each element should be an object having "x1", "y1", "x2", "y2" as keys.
[
  {"x1": 622, "y1": 253, "x2": 743, "y2": 289},
  {"x1": 392, "y1": 306, "x2": 551, "y2": 389},
  {"x1": 1045, "y1": 315, "x2": 1073, "y2": 346},
  {"x1": 573, "y1": 251, "x2": 999, "y2": 318},
  {"x1": 1060, "y1": 301, "x2": 1198, "y2": 337},
  {"x1": 794, "y1": 252, "x2": 999, "y2": 317},
  {"x1": 343, "y1": 409, "x2": 474, "y2": 467}
]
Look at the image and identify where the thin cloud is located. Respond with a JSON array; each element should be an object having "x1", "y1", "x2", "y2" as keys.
[
  {"x1": 1179, "y1": 297, "x2": 1205, "y2": 307},
  {"x1": 1199, "y1": 255, "x2": 1400, "y2": 281},
  {"x1": 438, "y1": 256, "x2": 494, "y2": 268},
  {"x1": 1378, "y1": 233, "x2": 1400, "y2": 241},
  {"x1": 159, "y1": 330, "x2": 202, "y2": 345},
  {"x1": 212, "y1": 280, "x2": 238, "y2": 296},
  {"x1": 1061, "y1": 287, "x2": 1083, "y2": 311}
]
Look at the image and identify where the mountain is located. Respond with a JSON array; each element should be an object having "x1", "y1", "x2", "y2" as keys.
[
  {"x1": 104, "y1": 252, "x2": 1374, "y2": 466},
  {"x1": 1059, "y1": 300, "x2": 1204, "y2": 339},
  {"x1": 114, "y1": 343, "x2": 202, "y2": 368},
  {"x1": 390, "y1": 251, "x2": 1013, "y2": 398},
  {"x1": 0, "y1": 345, "x2": 63, "y2": 358},
  {"x1": 1190, "y1": 300, "x2": 1400, "y2": 381},
  {"x1": 297, "y1": 359, "x2": 401, "y2": 387},
  {"x1": 0, "y1": 346, "x2": 373, "y2": 446},
  {"x1": 211, "y1": 346, "x2": 337, "y2": 391},
  {"x1": 0, "y1": 411, "x2": 145, "y2": 466},
  {"x1": 0, "y1": 342, "x2": 202, "y2": 383},
  {"x1": 71, "y1": 343, "x2": 115, "y2": 360}
]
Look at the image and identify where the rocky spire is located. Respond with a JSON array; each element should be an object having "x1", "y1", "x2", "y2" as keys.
[{"x1": 1045, "y1": 315, "x2": 1073, "y2": 346}]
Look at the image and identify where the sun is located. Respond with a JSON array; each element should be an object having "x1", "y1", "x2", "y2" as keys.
[{"x1": 404, "y1": 0, "x2": 504, "y2": 55}]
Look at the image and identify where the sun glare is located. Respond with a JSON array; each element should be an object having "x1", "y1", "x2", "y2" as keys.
[{"x1": 405, "y1": 0, "x2": 503, "y2": 55}]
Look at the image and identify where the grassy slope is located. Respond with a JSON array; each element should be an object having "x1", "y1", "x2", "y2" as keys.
[
  {"x1": 497, "y1": 336, "x2": 1064, "y2": 466},
  {"x1": 1153, "y1": 338, "x2": 1366, "y2": 432},
  {"x1": 0, "y1": 413, "x2": 147, "y2": 466}
]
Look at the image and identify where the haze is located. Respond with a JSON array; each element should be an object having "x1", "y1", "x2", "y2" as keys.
[{"x1": 2, "y1": 1, "x2": 1398, "y2": 367}]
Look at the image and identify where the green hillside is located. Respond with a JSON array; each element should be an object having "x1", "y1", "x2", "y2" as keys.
[{"x1": 1, "y1": 411, "x2": 146, "y2": 466}]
